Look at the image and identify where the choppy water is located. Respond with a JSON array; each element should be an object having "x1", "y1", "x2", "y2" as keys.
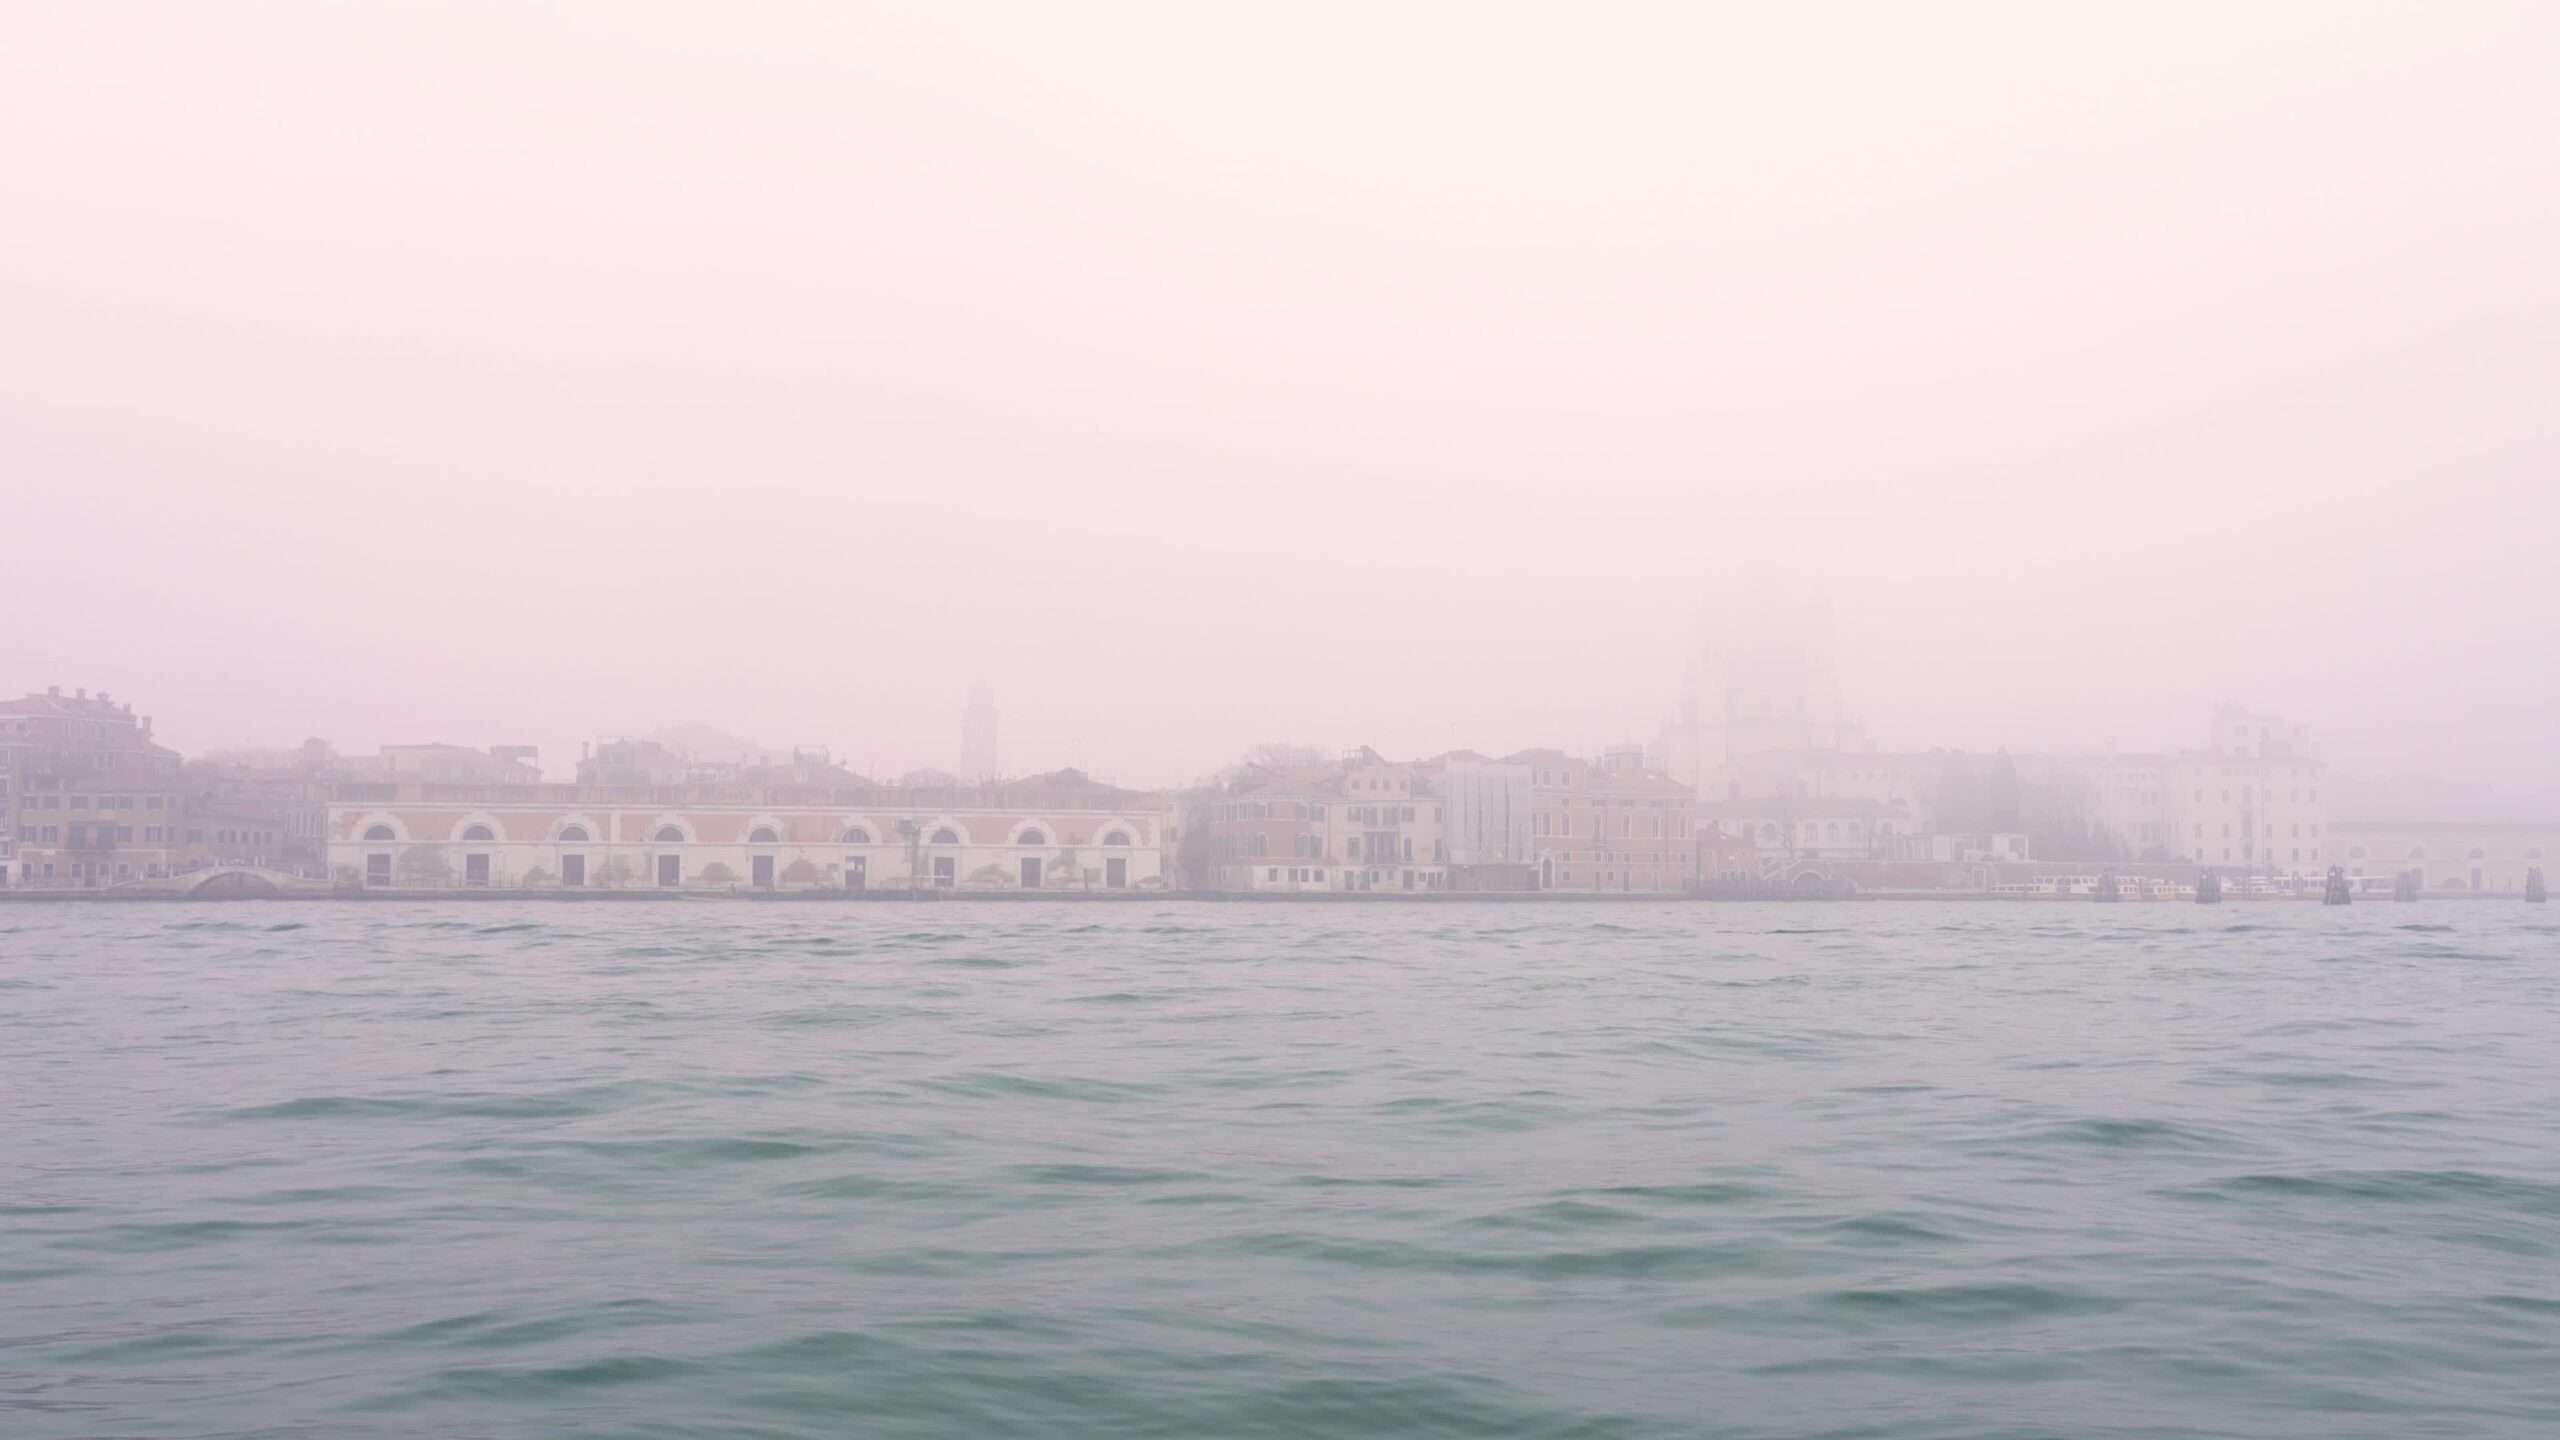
[{"x1": 4, "y1": 901, "x2": 2557, "y2": 1438}]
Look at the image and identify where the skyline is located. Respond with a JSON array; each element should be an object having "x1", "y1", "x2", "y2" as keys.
[{"x1": 8, "y1": 2, "x2": 2556, "y2": 794}]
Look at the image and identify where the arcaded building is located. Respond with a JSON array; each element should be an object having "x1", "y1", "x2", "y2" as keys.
[{"x1": 325, "y1": 768, "x2": 1170, "y2": 893}]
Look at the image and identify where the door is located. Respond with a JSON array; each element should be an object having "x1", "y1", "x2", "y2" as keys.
[
  {"x1": 753, "y1": 855, "x2": 775, "y2": 889},
  {"x1": 932, "y1": 856, "x2": 954, "y2": 888},
  {"x1": 1105, "y1": 857, "x2": 1126, "y2": 889},
  {"x1": 562, "y1": 854, "x2": 585, "y2": 888},
  {"x1": 1020, "y1": 857, "x2": 1041, "y2": 889},
  {"x1": 366, "y1": 853, "x2": 391, "y2": 887},
  {"x1": 464, "y1": 853, "x2": 490, "y2": 887},
  {"x1": 657, "y1": 854, "x2": 680, "y2": 887},
  {"x1": 845, "y1": 856, "x2": 866, "y2": 891}
]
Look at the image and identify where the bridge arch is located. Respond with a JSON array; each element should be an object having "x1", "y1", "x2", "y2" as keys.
[{"x1": 189, "y1": 869, "x2": 285, "y2": 898}]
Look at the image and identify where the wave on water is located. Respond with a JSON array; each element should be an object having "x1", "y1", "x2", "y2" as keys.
[{"x1": 9, "y1": 901, "x2": 2560, "y2": 1439}]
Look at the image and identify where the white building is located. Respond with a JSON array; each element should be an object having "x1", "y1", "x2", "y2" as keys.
[{"x1": 326, "y1": 769, "x2": 1170, "y2": 893}]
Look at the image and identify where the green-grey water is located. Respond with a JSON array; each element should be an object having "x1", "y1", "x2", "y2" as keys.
[{"x1": 4, "y1": 901, "x2": 2556, "y2": 1438}]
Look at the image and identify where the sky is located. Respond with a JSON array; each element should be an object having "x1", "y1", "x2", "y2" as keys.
[{"x1": 5, "y1": 1, "x2": 2555, "y2": 791}]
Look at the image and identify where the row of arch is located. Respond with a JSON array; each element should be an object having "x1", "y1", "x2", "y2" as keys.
[
  {"x1": 355, "y1": 816, "x2": 1136, "y2": 848},
  {"x1": 2346, "y1": 846, "x2": 2544, "y2": 862}
]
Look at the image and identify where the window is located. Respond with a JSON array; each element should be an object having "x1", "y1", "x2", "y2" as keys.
[
  {"x1": 931, "y1": 828, "x2": 959, "y2": 845},
  {"x1": 1017, "y1": 828, "x2": 1046, "y2": 846},
  {"x1": 842, "y1": 826, "x2": 872, "y2": 844},
  {"x1": 461, "y1": 824, "x2": 495, "y2": 842},
  {"x1": 748, "y1": 826, "x2": 779, "y2": 844},
  {"x1": 1099, "y1": 829, "x2": 1129, "y2": 846},
  {"x1": 655, "y1": 826, "x2": 686, "y2": 843},
  {"x1": 557, "y1": 825, "x2": 590, "y2": 843}
]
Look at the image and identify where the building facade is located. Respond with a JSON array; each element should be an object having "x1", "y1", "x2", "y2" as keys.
[
  {"x1": 325, "y1": 769, "x2": 1169, "y2": 893},
  {"x1": 1521, "y1": 746, "x2": 1696, "y2": 893},
  {"x1": 2329, "y1": 822, "x2": 2554, "y2": 895},
  {"x1": 2, "y1": 688, "x2": 191, "y2": 889}
]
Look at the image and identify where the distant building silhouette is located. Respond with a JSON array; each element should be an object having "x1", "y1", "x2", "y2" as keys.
[{"x1": 1653, "y1": 594, "x2": 1870, "y2": 785}]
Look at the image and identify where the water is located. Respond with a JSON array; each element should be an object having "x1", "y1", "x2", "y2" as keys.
[{"x1": 4, "y1": 901, "x2": 2556, "y2": 1438}]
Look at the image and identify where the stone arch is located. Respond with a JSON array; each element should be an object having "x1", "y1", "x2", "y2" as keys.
[
  {"x1": 840, "y1": 822, "x2": 875, "y2": 845},
  {"x1": 552, "y1": 815, "x2": 600, "y2": 844},
  {"x1": 1098, "y1": 827, "x2": 1132, "y2": 847},
  {"x1": 650, "y1": 816, "x2": 697, "y2": 845},
  {"x1": 748, "y1": 825, "x2": 781, "y2": 845},
  {"x1": 1009, "y1": 819, "x2": 1054, "y2": 847},
  {"x1": 190, "y1": 869, "x2": 281, "y2": 898},
  {"x1": 448, "y1": 812, "x2": 506, "y2": 844},
  {"x1": 922, "y1": 818, "x2": 965, "y2": 846},
  {"x1": 356, "y1": 815, "x2": 404, "y2": 844}
]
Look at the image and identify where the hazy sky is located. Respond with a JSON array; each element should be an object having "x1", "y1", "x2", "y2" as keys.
[{"x1": 6, "y1": 2, "x2": 2554, "y2": 790}]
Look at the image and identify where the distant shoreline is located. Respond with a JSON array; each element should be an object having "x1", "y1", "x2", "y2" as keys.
[{"x1": 2, "y1": 889, "x2": 2537, "y2": 904}]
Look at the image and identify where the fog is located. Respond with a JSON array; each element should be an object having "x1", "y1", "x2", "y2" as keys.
[{"x1": 6, "y1": 2, "x2": 2554, "y2": 793}]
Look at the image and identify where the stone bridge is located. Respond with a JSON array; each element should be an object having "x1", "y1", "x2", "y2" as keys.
[{"x1": 123, "y1": 867, "x2": 331, "y2": 898}]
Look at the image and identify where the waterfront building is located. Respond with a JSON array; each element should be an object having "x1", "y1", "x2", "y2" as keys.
[
  {"x1": 0, "y1": 688, "x2": 189, "y2": 888},
  {"x1": 1696, "y1": 825, "x2": 1762, "y2": 890},
  {"x1": 1201, "y1": 748, "x2": 1450, "y2": 893},
  {"x1": 2328, "y1": 821, "x2": 2555, "y2": 895},
  {"x1": 2161, "y1": 705, "x2": 2327, "y2": 881},
  {"x1": 1521, "y1": 746, "x2": 1695, "y2": 894},
  {"x1": 1441, "y1": 757, "x2": 1537, "y2": 889},
  {"x1": 1696, "y1": 795, "x2": 1923, "y2": 867},
  {"x1": 325, "y1": 767, "x2": 1169, "y2": 892}
]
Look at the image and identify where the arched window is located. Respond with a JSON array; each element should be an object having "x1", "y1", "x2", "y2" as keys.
[
  {"x1": 461, "y1": 824, "x2": 495, "y2": 842},
  {"x1": 748, "y1": 826, "x2": 779, "y2": 844},
  {"x1": 841, "y1": 826, "x2": 872, "y2": 845},
  {"x1": 655, "y1": 826, "x2": 686, "y2": 844},
  {"x1": 1099, "y1": 830, "x2": 1130, "y2": 847},
  {"x1": 1016, "y1": 827, "x2": 1047, "y2": 847},
  {"x1": 557, "y1": 825, "x2": 589, "y2": 843},
  {"x1": 1824, "y1": 822, "x2": 1840, "y2": 840},
  {"x1": 930, "y1": 827, "x2": 959, "y2": 845},
  {"x1": 2466, "y1": 847, "x2": 2486, "y2": 860},
  {"x1": 363, "y1": 824, "x2": 396, "y2": 842}
]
